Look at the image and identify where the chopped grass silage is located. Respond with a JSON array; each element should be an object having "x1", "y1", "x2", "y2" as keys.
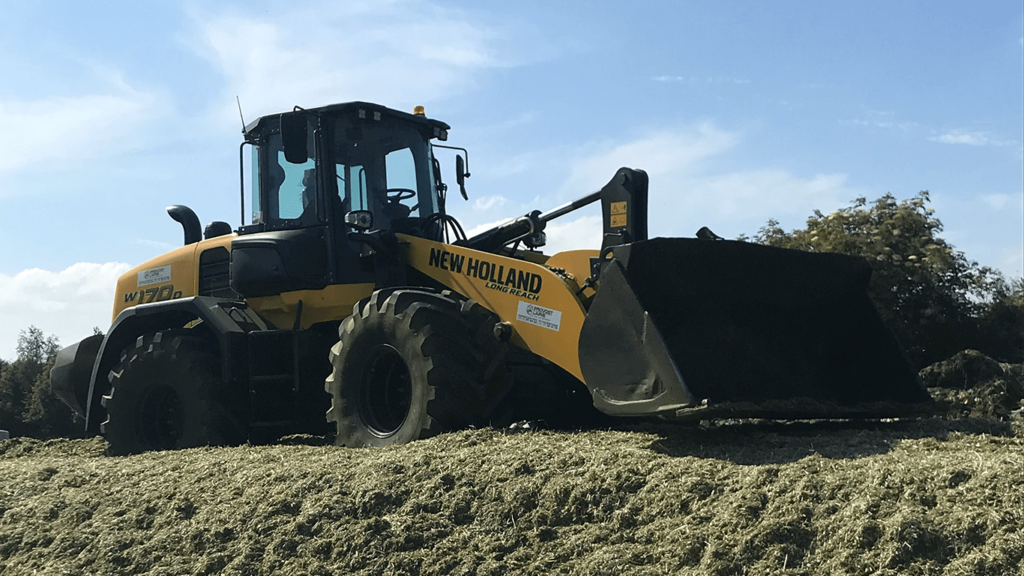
[{"x1": 2, "y1": 419, "x2": 1022, "y2": 576}]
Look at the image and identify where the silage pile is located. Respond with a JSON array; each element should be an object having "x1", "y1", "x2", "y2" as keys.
[
  {"x1": 1, "y1": 354, "x2": 1022, "y2": 576},
  {"x1": 921, "y1": 349, "x2": 1024, "y2": 427}
]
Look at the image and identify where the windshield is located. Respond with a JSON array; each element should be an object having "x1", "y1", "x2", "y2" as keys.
[{"x1": 331, "y1": 118, "x2": 439, "y2": 229}]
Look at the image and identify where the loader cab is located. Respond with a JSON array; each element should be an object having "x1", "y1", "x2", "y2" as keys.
[{"x1": 231, "y1": 102, "x2": 451, "y2": 297}]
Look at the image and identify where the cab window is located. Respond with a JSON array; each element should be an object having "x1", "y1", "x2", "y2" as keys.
[
  {"x1": 337, "y1": 163, "x2": 367, "y2": 212},
  {"x1": 385, "y1": 148, "x2": 418, "y2": 216},
  {"x1": 262, "y1": 130, "x2": 318, "y2": 227},
  {"x1": 330, "y1": 119, "x2": 438, "y2": 228}
]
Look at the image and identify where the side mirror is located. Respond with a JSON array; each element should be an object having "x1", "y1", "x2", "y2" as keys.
[
  {"x1": 280, "y1": 114, "x2": 308, "y2": 164},
  {"x1": 455, "y1": 155, "x2": 469, "y2": 200},
  {"x1": 344, "y1": 210, "x2": 374, "y2": 231}
]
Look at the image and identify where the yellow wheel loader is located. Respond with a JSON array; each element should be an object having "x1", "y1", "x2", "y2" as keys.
[{"x1": 50, "y1": 102, "x2": 931, "y2": 454}]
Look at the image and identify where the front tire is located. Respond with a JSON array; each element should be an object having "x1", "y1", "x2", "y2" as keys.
[
  {"x1": 326, "y1": 289, "x2": 510, "y2": 447},
  {"x1": 101, "y1": 330, "x2": 246, "y2": 455}
]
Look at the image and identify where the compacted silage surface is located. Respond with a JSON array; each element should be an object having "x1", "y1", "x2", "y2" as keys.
[{"x1": 1, "y1": 415, "x2": 1023, "y2": 576}]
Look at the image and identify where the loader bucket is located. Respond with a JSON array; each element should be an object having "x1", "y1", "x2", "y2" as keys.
[{"x1": 578, "y1": 238, "x2": 932, "y2": 420}]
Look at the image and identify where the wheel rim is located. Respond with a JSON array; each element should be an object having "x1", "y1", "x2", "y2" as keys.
[
  {"x1": 136, "y1": 385, "x2": 184, "y2": 451},
  {"x1": 359, "y1": 345, "x2": 413, "y2": 438}
]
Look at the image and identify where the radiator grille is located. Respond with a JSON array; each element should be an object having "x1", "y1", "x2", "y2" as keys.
[{"x1": 198, "y1": 247, "x2": 236, "y2": 298}]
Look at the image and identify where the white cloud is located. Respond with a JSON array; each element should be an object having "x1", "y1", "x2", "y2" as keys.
[
  {"x1": 0, "y1": 263, "x2": 131, "y2": 360},
  {"x1": 930, "y1": 130, "x2": 1015, "y2": 146},
  {"x1": 842, "y1": 107, "x2": 919, "y2": 131},
  {"x1": 456, "y1": 123, "x2": 868, "y2": 255},
  {"x1": 455, "y1": 213, "x2": 602, "y2": 256},
  {"x1": 0, "y1": 81, "x2": 158, "y2": 178},
  {"x1": 652, "y1": 76, "x2": 750, "y2": 85},
  {"x1": 454, "y1": 124, "x2": 863, "y2": 253},
  {"x1": 845, "y1": 119, "x2": 917, "y2": 130},
  {"x1": 667, "y1": 170, "x2": 854, "y2": 234},
  {"x1": 487, "y1": 111, "x2": 536, "y2": 131},
  {"x1": 473, "y1": 195, "x2": 508, "y2": 211},
  {"x1": 542, "y1": 215, "x2": 603, "y2": 255},
  {"x1": 999, "y1": 245, "x2": 1024, "y2": 277},
  {"x1": 555, "y1": 124, "x2": 863, "y2": 240},
  {"x1": 463, "y1": 217, "x2": 515, "y2": 239},
  {"x1": 980, "y1": 193, "x2": 1022, "y2": 210},
  {"x1": 484, "y1": 150, "x2": 552, "y2": 179},
  {"x1": 190, "y1": 2, "x2": 506, "y2": 124},
  {"x1": 136, "y1": 238, "x2": 178, "y2": 252},
  {"x1": 559, "y1": 123, "x2": 737, "y2": 196}
]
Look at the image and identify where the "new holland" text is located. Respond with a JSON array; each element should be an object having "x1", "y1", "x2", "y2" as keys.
[{"x1": 428, "y1": 248, "x2": 543, "y2": 300}]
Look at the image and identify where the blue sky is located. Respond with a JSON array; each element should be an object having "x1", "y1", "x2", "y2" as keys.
[{"x1": 1, "y1": 0, "x2": 1021, "y2": 359}]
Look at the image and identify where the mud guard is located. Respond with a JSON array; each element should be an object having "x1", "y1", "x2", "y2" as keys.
[
  {"x1": 578, "y1": 238, "x2": 932, "y2": 419},
  {"x1": 75, "y1": 296, "x2": 269, "y2": 433},
  {"x1": 50, "y1": 333, "x2": 104, "y2": 420}
]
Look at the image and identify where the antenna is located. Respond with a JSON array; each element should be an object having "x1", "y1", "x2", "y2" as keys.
[{"x1": 236, "y1": 96, "x2": 246, "y2": 131}]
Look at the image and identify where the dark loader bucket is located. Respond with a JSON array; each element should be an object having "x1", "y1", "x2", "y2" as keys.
[{"x1": 577, "y1": 238, "x2": 932, "y2": 420}]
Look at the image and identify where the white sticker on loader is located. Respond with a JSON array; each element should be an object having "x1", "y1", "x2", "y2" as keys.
[
  {"x1": 138, "y1": 266, "x2": 171, "y2": 287},
  {"x1": 517, "y1": 301, "x2": 562, "y2": 332}
]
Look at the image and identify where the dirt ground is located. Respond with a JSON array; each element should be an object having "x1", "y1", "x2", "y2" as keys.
[{"x1": 1, "y1": 353, "x2": 1022, "y2": 576}]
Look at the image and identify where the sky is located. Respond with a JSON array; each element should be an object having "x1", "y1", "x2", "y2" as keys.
[{"x1": 0, "y1": 0, "x2": 1021, "y2": 360}]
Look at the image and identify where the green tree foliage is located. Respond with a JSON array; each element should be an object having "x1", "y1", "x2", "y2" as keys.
[
  {"x1": 23, "y1": 354, "x2": 81, "y2": 438},
  {"x1": 0, "y1": 326, "x2": 80, "y2": 438},
  {"x1": 976, "y1": 277, "x2": 1024, "y2": 363},
  {"x1": 16, "y1": 325, "x2": 61, "y2": 365},
  {"x1": 746, "y1": 192, "x2": 1022, "y2": 367}
]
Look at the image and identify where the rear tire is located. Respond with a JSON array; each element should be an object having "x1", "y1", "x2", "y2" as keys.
[
  {"x1": 326, "y1": 289, "x2": 510, "y2": 447},
  {"x1": 101, "y1": 330, "x2": 247, "y2": 455}
]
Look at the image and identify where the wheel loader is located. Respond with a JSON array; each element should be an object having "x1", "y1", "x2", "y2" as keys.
[{"x1": 50, "y1": 101, "x2": 932, "y2": 454}]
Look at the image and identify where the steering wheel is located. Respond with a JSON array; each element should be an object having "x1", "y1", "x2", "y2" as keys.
[{"x1": 382, "y1": 188, "x2": 416, "y2": 202}]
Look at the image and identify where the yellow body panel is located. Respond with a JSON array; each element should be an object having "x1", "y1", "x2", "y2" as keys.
[
  {"x1": 110, "y1": 230, "x2": 593, "y2": 379},
  {"x1": 544, "y1": 249, "x2": 599, "y2": 296},
  {"x1": 398, "y1": 234, "x2": 588, "y2": 381},
  {"x1": 247, "y1": 283, "x2": 375, "y2": 329},
  {"x1": 111, "y1": 230, "x2": 374, "y2": 330},
  {"x1": 111, "y1": 235, "x2": 235, "y2": 322}
]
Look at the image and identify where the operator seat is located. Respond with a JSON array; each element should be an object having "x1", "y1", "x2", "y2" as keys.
[{"x1": 381, "y1": 199, "x2": 412, "y2": 222}]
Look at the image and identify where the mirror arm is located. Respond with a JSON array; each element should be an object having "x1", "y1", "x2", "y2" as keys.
[
  {"x1": 431, "y1": 143, "x2": 471, "y2": 201},
  {"x1": 347, "y1": 230, "x2": 390, "y2": 256},
  {"x1": 432, "y1": 144, "x2": 470, "y2": 175}
]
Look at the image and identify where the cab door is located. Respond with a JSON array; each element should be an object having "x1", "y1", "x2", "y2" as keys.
[{"x1": 231, "y1": 116, "x2": 333, "y2": 297}]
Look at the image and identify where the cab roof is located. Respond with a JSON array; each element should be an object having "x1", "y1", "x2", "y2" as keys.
[{"x1": 242, "y1": 101, "x2": 451, "y2": 141}]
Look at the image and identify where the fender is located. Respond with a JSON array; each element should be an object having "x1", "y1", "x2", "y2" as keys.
[
  {"x1": 50, "y1": 333, "x2": 104, "y2": 421},
  {"x1": 81, "y1": 296, "x2": 270, "y2": 433}
]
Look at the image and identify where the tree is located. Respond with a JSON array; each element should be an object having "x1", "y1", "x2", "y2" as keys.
[
  {"x1": 0, "y1": 357, "x2": 7, "y2": 431},
  {"x1": 15, "y1": 326, "x2": 61, "y2": 365},
  {"x1": 0, "y1": 326, "x2": 70, "y2": 437},
  {"x1": 24, "y1": 355, "x2": 81, "y2": 438},
  {"x1": 0, "y1": 352, "x2": 37, "y2": 436},
  {"x1": 745, "y1": 192, "x2": 1017, "y2": 368},
  {"x1": 976, "y1": 278, "x2": 1024, "y2": 363}
]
